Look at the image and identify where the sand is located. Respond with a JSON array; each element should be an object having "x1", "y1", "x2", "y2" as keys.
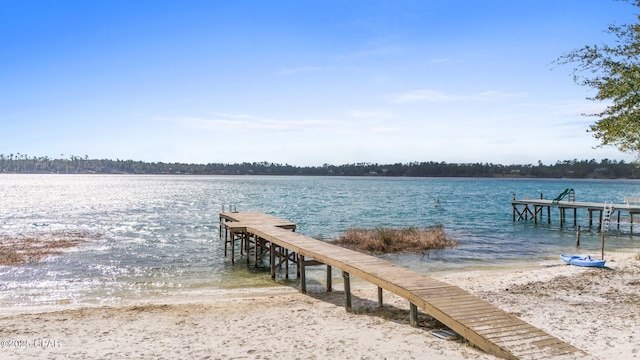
[{"x1": 1, "y1": 251, "x2": 638, "y2": 359}]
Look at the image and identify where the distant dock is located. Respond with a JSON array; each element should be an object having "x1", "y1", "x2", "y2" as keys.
[
  {"x1": 512, "y1": 190, "x2": 640, "y2": 233},
  {"x1": 219, "y1": 210, "x2": 591, "y2": 359}
]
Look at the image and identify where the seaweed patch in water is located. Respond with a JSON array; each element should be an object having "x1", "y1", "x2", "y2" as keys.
[
  {"x1": 330, "y1": 224, "x2": 458, "y2": 255},
  {"x1": 0, "y1": 230, "x2": 101, "y2": 266}
]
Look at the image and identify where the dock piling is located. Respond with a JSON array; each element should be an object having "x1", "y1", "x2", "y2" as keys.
[
  {"x1": 285, "y1": 249, "x2": 290, "y2": 279},
  {"x1": 300, "y1": 255, "x2": 307, "y2": 294},
  {"x1": 410, "y1": 303, "x2": 418, "y2": 327},
  {"x1": 601, "y1": 231, "x2": 605, "y2": 260},
  {"x1": 270, "y1": 242, "x2": 276, "y2": 279},
  {"x1": 343, "y1": 271, "x2": 352, "y2": 312}
]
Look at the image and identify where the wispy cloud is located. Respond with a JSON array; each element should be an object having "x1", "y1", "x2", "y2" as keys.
[
  {"x1": 552, "y1": 120, "x2": 593, "y2": 128},
  {"x1": 512, "y1": 100, "x2": 610, "y2": 119},
  {"x1": 347, "y1": 109, "x2": 392, "y2": 118},
  {"x1": 550, "y1": 100, "x2": 609, "y2": 116},
  {"x1": 390, "y1": 89, "x2": 453, "y2": 103},
  {"x1": 389, "y1": 89, "x2": 527, "y2": 103},
  {"x1": 339, "y1": 46, "x2": 403, "y2": 60},
  {"x1": 427, "y1": 58, "x2": 452, "y2": 64},
  {"x1": 371, "y1": 127, "x2": 401, "y2": 134},
  {"x1": 474, "y1": 91, "x2": 528, "y2": 100},
  {"x1": 171, "y1": 113, "x2": 338, "y2": 132},
  {"x1": 277, "y1": 66, "x2": 326, "y2": 76}
]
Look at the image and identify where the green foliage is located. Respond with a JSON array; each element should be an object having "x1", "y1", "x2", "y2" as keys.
[
  {"x1": 0, "y1": 154, "x2": 638, "y2": 178},
  {"x1": 556, "y1": 0, "x2": 640, "y2": 156}
]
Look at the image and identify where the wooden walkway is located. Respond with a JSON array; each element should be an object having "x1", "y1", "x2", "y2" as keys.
[{"x1": 219, "y1": 211, "x2": 592, "y2": 360}]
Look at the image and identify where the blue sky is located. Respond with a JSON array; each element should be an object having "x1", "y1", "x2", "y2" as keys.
[{"x1": 1, "y1": 0, "x2": 637, "y2": 166}]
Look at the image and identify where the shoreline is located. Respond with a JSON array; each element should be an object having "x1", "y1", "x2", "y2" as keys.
[{"x1": 1, "y1": 251, "x2": 638, "y2": 359}]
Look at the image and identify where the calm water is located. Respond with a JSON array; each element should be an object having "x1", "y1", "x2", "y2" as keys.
[{"x1": 1, "y1": 174, "x2": 639, "y2": 310}]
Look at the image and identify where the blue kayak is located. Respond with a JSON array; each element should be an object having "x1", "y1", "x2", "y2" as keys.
[{"x1": 561, "y1": 254, "x2": 606, "y2": 268}]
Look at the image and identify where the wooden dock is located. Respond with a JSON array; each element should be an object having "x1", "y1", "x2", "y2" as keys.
[
  {"x1": 219, "y1": 211, "x2": 591, "y2": 360},
  {"x1": 512, "y1": 194, "x2": 640, "y2": 233}
]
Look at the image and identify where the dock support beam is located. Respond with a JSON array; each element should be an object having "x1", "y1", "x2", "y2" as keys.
[
  {"x1": 230, "y1": 232, "x2": 235, "y2": 265},
  {"x1": 326, "y1": 265, "x2": 332, "y2": 292},
  {"x1": 285, "y1": 249, "x2": 289, "y2": 279},
  {"x1": 378, "y1": 287, "x2": 383, "y2": 308},
  {"x1": 300, "y1": 255, "x2": 307, "y2": 294},
  {"x1": 343, "y1": 271, "x2": 352, "y2": 312},
  {"x1": 599, "y1": 210, "x2": 603, "y2": 230},
  {"x1": 270, "y1": 242, "x2": 276, "y2": 279},
  {"x1": 410, "y1": 303, "x2": 418, "y2": 327}
]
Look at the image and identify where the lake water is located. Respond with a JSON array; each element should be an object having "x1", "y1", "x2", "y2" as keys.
[{"x1": 1, "y1": 174, "x2": 639, "y2": 310}]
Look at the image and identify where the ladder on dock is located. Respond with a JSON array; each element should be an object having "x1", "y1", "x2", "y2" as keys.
[{"x1": 601, "y1": 202, "x2": 613, "y2": 232}]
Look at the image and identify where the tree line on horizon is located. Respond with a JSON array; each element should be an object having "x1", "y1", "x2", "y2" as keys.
[{"x1": 0, "y1": 154, "x2": 637, "y2": 178}]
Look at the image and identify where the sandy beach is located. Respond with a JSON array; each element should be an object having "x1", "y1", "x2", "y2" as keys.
[{"x1": 1, "y1": 251, "x2": 638, "y2": 360}]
